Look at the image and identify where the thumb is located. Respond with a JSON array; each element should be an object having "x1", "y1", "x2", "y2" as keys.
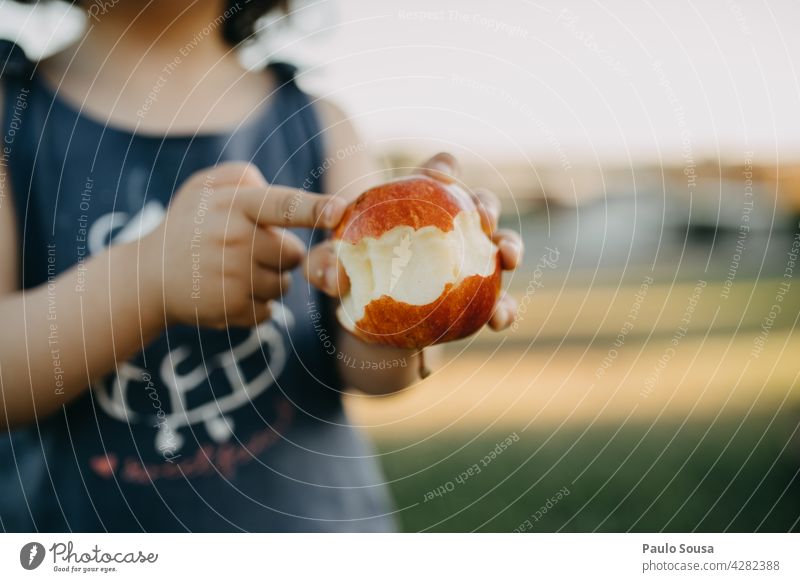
[
  {"x1": 304, "y1": 240, "x2": 350, "y2": 298},
  {"x1": 416, "y1": 152, "x2": 460, "y2": 184},
  {"x1": 182, "y1": 162, "x2": 268, "y2": 193}
]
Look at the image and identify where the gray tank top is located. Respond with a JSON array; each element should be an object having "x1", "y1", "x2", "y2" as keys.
[{"x1": 0, "y1": 41, "x2": 394, "y2": 532}]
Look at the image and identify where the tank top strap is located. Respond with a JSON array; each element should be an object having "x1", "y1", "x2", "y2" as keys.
[
  {"x1": 266, "y1": 61, "x2": 300, "y2": 86},
  {"x1": 1, "y1": 40, "x2": 36, "y2": 221},
  {"x1": 0, "y1": 40, "x2": 35, "y2": 81},
  {"x1": 266, "y1": 61, "x2": 328, "y2": 246},
  {"x1": 266, "y1": 61, "x2": 324, "y2": 159},
  {"x1": 1, "y1": 40, "x2": 36, "y2": 131}
]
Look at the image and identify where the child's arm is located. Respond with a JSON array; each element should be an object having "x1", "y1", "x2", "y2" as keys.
[
  {"x1": 0, "y1": 141, "x2": 165, "y2": 428},
  {"x1": 0, "y1": 161, "x2": 346, "y2": 430},
  {"x1": 0, "y1": 219, "x2": 165, "y2": 429},
  {"x1": 308, "y1": 100, "x2": 432, "y2": 394}
]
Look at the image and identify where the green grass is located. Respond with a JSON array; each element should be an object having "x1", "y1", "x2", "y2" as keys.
[{"x1": 376, "y1": 408, "x2": 800, "y2": 532}]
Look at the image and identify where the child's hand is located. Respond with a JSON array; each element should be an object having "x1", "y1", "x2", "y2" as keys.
[
  {"x1": 142, "y1": 162, "x2": 346, "y2": 329},
  {"x1": 419, "y1": 153, "x2": 523, "y2": 331},
  {"x1": 305, "y1": 152, "x2": 523, "y2": 332}
]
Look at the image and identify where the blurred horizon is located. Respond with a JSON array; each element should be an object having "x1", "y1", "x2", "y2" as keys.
[{"x1": 5, "y1": 0, "x2": 800, "y2": 163}]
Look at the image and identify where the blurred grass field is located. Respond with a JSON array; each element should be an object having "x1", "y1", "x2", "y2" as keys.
[
  {"x1": 375, "y1": 409, "x2": 800, "y2": 532},
  {"x1": 344, "y1": 215, "x2": 800, "y2": 531}
]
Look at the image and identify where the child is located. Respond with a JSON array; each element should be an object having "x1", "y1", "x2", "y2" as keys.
[{"x1": 0, "y1": 0, "x2": 522, "y2": 532}]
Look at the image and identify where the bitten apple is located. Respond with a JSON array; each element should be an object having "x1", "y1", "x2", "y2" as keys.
[{"x1": 332, "y1": 175, "x2": 501, "y2": 348}]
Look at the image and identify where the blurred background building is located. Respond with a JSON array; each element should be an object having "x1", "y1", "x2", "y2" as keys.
[{"x1": 3, "y1": 0, "x2": 799, "y2": 531}]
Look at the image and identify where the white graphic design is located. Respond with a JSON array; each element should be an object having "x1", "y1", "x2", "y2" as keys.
[
  {"x1": 88, "y1": 201, "x2": 165, "y2": 255},
  {"x1": 89, "y1": 204, "x2": 295, "y2": 454},
  {"x1": 93, "y1": 306, "x2": 294, "y2": 453}
]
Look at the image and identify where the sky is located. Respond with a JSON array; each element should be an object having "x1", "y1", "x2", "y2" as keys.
[{"x1": 3, "y1": 0, "x2": 800, "y2": 165}]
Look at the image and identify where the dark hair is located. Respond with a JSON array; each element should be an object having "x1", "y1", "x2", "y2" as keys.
[
  {"x1": 17, "y1": 0, "x2": 287, "y2": 46},
  {"x1": 221, "y1": 0, "x2": 287, "y2": 46}
]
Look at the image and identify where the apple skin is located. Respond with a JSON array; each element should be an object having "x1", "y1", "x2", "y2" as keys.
[
  {"x1": 332, "y1": 176, "x2": 502, "y2": 349},
  {"x1": 350, "y1": 269, "x2": 502, "y2": 348},
  {"x1": 333, "y1": 175, "x2": 494, "y2": 242}
]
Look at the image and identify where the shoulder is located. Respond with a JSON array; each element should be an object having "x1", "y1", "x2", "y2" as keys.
[
  {"x1": 314, "y1": 99, "x2": 364, "y2": 149},
  {"x1": 314, "y1": 98, "x2": 349, "y2": 127},
  {"x1": 312, "y1": 98, "x2": 378, "y2": 199}
]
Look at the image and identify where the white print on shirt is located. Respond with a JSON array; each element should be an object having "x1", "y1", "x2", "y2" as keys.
[
  {"x1": 93, "y1": 307, "x2": 293, "y2": 454},
  {"x1": 87, "y1": 200, "x2": 293, "y2": 455},
  {"x1": 87, "y1": 200, "x2": 165, "y2": 254}
]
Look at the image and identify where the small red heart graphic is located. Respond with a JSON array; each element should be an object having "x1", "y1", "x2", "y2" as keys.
[{"x1": 90, "y1": 454, "x2": 118, "y2": 478}]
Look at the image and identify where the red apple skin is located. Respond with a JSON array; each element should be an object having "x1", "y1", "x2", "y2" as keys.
[
  {"x1": 333, "y1": 175, "x2": 493, "y2": 242},
  {"x1": 351, "y1": 261, "x2": 502, "y2": 348},
  {"x1": 333, "y1": 176, "x2": 502, "y2": 348}
]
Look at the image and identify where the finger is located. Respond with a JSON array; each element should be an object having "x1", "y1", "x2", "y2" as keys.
[
  {"x1": 210, "y1": 162, "x2": 268, "y2": 188},
  {"x1": 488, "y1": 293, "x2": 518, "y2": 331},
  {"x1": 416, "y1": 152, "x2": 460, "y2": 184},
  {"x1": 472, "y1": 188, "x2": 501, "y2": 234},
  {"x1": 236, "y1": 186, "x2": 347, "y2": 230},
  {"x1": 250, "y1": 227, "x2": 306, "y2": 271},
  {"x1": 185, "y1": 162, "x2": 267, "y2": 191},
  {"x1": 227, "y1": 300, "x2": 273, "y2": 329},
  {"x1": 251, "y1": 268, "x2": 292, "y2": 302},
  {"x1": 493, "y1": 229, "x2": 523, "y2": 271},
  {"x1": 304, "y1": 240, "x2": 351, "y2": 298}
]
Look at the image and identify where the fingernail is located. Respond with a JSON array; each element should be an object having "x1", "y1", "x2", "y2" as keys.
[
  {"x1": 315, "y1": 268, "x2": 325, "y2": 284},
  {"x1": 494, "y1": 307, "x2": 509, "y2": 329},
  {"x1": 324, "y1": 266, "x2": 338, "y2": 293},
  {"x1": 428, "y1": 162, "x2": 455, "y2": 183},
  {"x1": 323, "y1": 198, "x2": 345, "y2": 227},
  {"x1": 430, "y1": 160, "x2": 450, "y2": 173},
  {"x1": 500, "y1": 239, "x2": 521, "y2": 259}
]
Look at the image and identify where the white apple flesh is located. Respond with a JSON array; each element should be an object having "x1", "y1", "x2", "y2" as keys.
[{"x1": 332, "y1": 176, "x2": 501, "y2": 348}]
